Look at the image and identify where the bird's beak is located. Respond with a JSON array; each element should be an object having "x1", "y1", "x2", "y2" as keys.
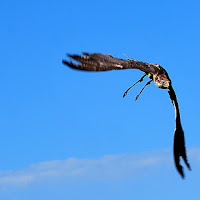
[{"x1": 164, "y1": 82, "x2": 170, "y2": 88}]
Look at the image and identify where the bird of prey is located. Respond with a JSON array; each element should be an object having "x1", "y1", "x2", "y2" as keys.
[{"x1": 62, "y1": 52, "x2": 191, "y2": 178}]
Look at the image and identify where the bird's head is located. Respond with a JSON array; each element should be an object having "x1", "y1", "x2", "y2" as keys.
[{"x1": 153, "y1": 73, "x2": 171, "y2": 89}]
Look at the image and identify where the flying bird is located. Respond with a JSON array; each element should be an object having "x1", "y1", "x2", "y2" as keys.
[{"x1": 62, "y1": 52, "x2": 191, "y2": 178}]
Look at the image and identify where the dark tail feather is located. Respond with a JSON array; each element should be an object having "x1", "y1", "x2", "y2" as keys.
[{"x1": 173, "y1": 124, "x2": 191, "y2": 178}]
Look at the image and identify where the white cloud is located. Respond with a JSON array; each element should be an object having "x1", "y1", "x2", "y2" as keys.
[{"x1": 0, "y1": 147, "x2": 199, "y2": 188}]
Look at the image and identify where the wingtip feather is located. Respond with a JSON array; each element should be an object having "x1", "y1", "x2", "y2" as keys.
[{"x1": 62, "y1": 60, "x2": 76, "y2": 69}]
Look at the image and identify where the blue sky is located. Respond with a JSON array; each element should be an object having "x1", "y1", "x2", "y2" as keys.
[{"x1": 1, "y1": 0, "x2": 200, "y2": 199}]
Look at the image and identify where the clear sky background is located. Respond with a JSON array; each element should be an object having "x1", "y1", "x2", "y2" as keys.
[{"x1": 1, "y1": 0, "x2": 200, "y2": 199}]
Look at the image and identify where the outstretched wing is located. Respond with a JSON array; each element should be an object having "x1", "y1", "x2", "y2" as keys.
[
  {"x1": 62, "y1": 52, "x2": 158, "y2": 74},
  {"x1": 168, "y1": 86, "x2": 191, "y2": 178}
]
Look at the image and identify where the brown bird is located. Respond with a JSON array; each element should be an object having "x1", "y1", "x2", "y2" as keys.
[{"x1": 62, "y1": 52, "x2": 191, "y2": 178}]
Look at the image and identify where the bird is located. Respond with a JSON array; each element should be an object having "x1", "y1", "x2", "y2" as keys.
[{"x1": 62, "y1": 52, "x2": 191, "y2": 178}]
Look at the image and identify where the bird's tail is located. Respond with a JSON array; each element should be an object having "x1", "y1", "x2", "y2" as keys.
[{"x1": 173, "y1": 123, "x2": 191, "y2": 178}]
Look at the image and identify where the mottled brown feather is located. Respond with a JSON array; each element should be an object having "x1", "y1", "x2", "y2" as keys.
[{"x1": 63, "y1": 53, "x2": 158, "y2": 73}]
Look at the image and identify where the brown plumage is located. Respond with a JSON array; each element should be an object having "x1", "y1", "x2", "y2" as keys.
[{"x1": 62, "y1": 52, "x2": 191, "y2": 178}]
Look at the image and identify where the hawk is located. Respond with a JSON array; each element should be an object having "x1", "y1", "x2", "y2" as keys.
[{"x1": 62, "y1": 52, "x2": 191, "y2": 178}]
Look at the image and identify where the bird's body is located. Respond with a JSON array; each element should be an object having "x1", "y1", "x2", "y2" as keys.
[{"x1": 62, "y1": 52, "x2": 191, "y2": 178}]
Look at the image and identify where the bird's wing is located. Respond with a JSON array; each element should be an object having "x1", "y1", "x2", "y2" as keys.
[
  {"x1": 168, "y1": 86, "x2": 191, "y2": 178},
  {"x1": 62, "y1": 52, "x2": 158, "y2": 74}
]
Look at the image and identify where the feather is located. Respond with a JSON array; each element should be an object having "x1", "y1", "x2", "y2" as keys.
[
  {"x1": 62, "y1": 53, "x2": 157, "y2": 73},
  {"x1": 168, "y1": 86, "x2": 191, "y2": 178}
]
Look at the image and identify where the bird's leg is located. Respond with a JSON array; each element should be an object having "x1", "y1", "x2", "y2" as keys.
[
  {"x1": 123, "y1": 73, "x2": 147, "y2": 98},
  {"x1": 135, "y1": 80, "x2": 153, "y2": 101}
]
